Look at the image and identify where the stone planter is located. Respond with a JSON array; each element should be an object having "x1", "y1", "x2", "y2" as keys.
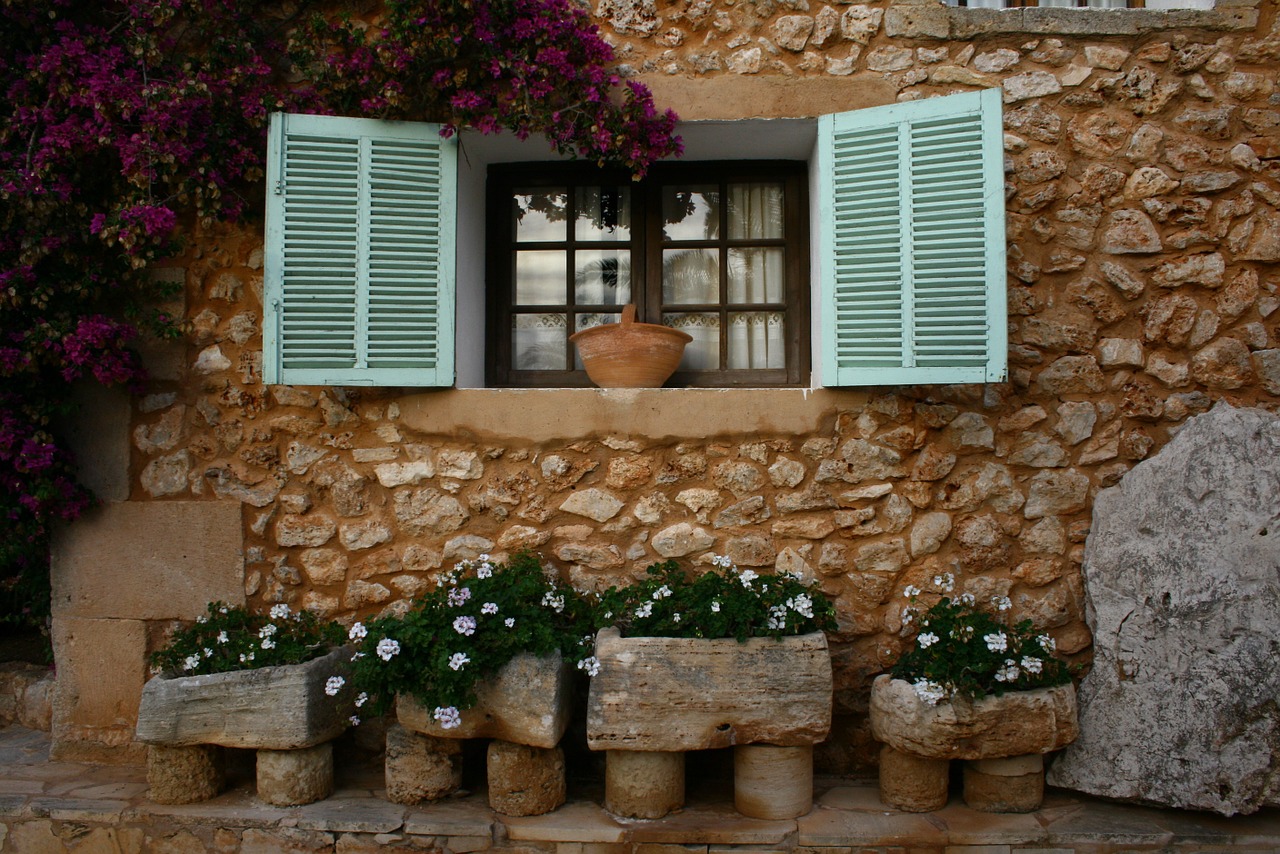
[
  {"x1": 587, "y1": 627, "x2": 832, "y2": 819},
  {"x1": 869, "y1": 674, "x2": 1078, "y2": 813},
  {"x1": 393, "y1": 651, "x2": 571, "y2": 816},
  {"x1": 135, "y1": 646, "x2": 354, "y2": 806}
]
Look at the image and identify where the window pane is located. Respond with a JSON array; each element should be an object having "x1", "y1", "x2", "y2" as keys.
[
  {"x1": 663, "y1": 186, "x2": 720, "y2": 241},
  {"x1": 515, "y1": 250, "x2": 566, "y2": 304},
  {"x1": 513, "y1": 190, "x2": 568, "y2": 241},
  {"x1": 513, "y1": 314, "x2": 566, "y2": 370},
  {"x1": 728, "y1": 312, "x2": 785, "y2": 370},
  {"x1": 664, "y1": 312, "x2": 719, "y2": 370},
  {"x1": 576, "y1": 186, "x2": 631, "y2": 241},
  {"x1": 575, "y1": 250, "x2": 631, "y2": 306},
  {"x1": 728, "y1": 248, "x2": 784, "y2": 304},
  {"x1": 662, "y1": 248, "x2": 719, "y2": 304},
  {"x1": 728, "y1": 182, "x2": 784, "y2": 240},
  {"x1": 573, "y1": 312, "x2": 621, "y2": 369}
]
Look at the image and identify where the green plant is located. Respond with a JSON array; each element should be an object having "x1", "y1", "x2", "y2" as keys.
[
  {"x1": 341, "y1": 551, "x2": 593, "y2": 727},
  {"x1": 890, "y1": 576, "x2": 1072, "y2": 705},
  {"x1": 150, "y1": 602, "x2": 346, "y2": 677},
  {"x1": 595, "y1": 555, "x2": 837, "y2": 641}
]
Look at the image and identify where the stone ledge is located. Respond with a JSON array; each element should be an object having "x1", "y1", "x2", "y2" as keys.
[{"x1": 886, "y1": 4, "x2": 1259, "y2": 39}]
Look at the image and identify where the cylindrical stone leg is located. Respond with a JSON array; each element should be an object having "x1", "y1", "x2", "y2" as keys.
[
  {"x1": 486, "y1": 740, "x2": 566, "y2": 816},
  {"x1": 734, "y1": 744, "x2": 814, "y2": 819},
  {"x1": 384, "y1": 723, "x2": 463, "y2": 805},
  {"x1": 878, "y1": 745, "x2": 948, "y2": 812},
  {"x1": 604, "y1": 750, "x2": 685, "y2": 819},
  {"x1": 147, "y1": 744, "x2": 224, "y2": 804},
  {"x1": 256, "y1": 743, "x2": 333, "y2": 806},
  {"x1": 963, "y1": 754, "x2": 1044, "y2": 813}
]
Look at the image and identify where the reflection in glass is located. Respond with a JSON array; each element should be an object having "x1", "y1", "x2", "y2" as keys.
[
  {"x1": 513, "y1": 190, "x2": 568, "y2": 241},
  {"x1": 573, "y1": 312, "x2": 622, "y2": 369},
  {"x1": 662, "y1": 185, "x2": 720, "y2": 241},
  {"x1": 662, "y1": 249, "x2": 718, "y2": 305},
  {"x1": 728, "y1": 248, "x2": 783, "y2": 304},
  {"x1": 576, "y1": 186, "x2": 631, "y2": 241},
  {"x1": 513, "y1": 314, "x2": 567, "y2": 370},
  {"x1": 515, "y1": 251, "x2": 565, "y2": 304},
  {"x1": 664, "y1": 312, "x2": 719, "y2": 370},
  {"x1": 727, "y1": 182, "x2": 784, "y2": 240},
  {"x1": 574, "y1": 250, "x2": 631, "y2": 306},
  {"x1": 728, "y1": 312, "x2": 785, "y2": 369}
]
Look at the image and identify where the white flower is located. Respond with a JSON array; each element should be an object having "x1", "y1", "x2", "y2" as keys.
[
  {"x1": 269, "y1": 604, "x2": 291, "y2": 620},
  {"x1": 1021, "y1": 656, "x2": 1044, "y2": 674},
  {"x1": 710, "y1": 600, "x2": 721, "y2": 613},
  {"x1": 787, "y1": 594, "x2": 814, "y2": 619},
  {"x1": 984, "y1": 631, "x2": 1008, "y2": 653},
  {"x1": 766, "y1": 604, "x2": 788, "y2": 630},
  {"x1": 376, "y1": 638, "x2": 401, "y2": 661},
  {"x1": 448, "y1": 586, "x2": 472, "y2": 607},
  {"x1": 348, "y1": 622, "x2": 367, "y2": 641},
  {"x1": 203, "y1": 647, "x2": 213, "y2": 658},
  {"x1": 355, "y1": 692, "x2": 368, "y2": 707},
  {"x1": 710, "y1": 554, "x2": 733, "y2": 569},
  {"x1": 917, "y1": 632, "x2": 939, "y2": 649},
  {"x1": 258, "y1": 623, "x2": 277, "y2": 638},
  {"x1": 577, "y1": 656, "x2": 601, "y2": 677},
  {"x1": 541, "y1": 590, "x2": 566, "y2": 612},
  {"x1": 476, "y1": 563, "x2": 493, "y2": 580},
  {"x1": 453, "y1": 616, "x2": 477, "y2": 636},
  {"x1": 216, "y1": 631, "x2": 228, "y2": 644},
  {"x1": 901, "y1": 608, "x2": 915, "y2": 626},
  {"x1": 959, "y1": 592, "x2": 976, "y2": 606},
  {"x1": 995, "y1": 660, "x2": 1020, "y2": 683},
  {"x1": 912, "y1": 678, "x2": 947, "y2": 706},
  {"x1": 952, "y1": 624, "x2": 975, "y2": 642},
  {"x1": 325, "y1": 676, "x2": 345, "y2": 696},
  {"x1": 672, "y1": 612, "x2": 681, "y2": 623},
  {"x1": 1038, "y1": 634, "x2": 1056, "y2": 653},
  {"x1": 261, "y1": 637, "x2": 276, "y2": 650},
  {"x1": 993, "y1": 595, "x2": 1012, "y2": 612},
  {"x1": 433, "y1": 706, "x2": 462, "y2": 729},
  {"x1": 504, "y1": 617, "x2": 515, "y2": 628},
  {"x1": 903, "y1": 584, "x2": 921, "y2": 598},
  {"x1": 238, "y1": 653, "x2": 249, "y2": 664},
  {"x1": 448, "y1": 652, "x2": 470, "y2": 671},
  {"x1": 196, "y1": 615, "x2": 207, "y2": 624},
  {"x1": 932, "y1": 572, "x2": 955, "y2": 593},
  {"x1": 481, "y1": 602, "x2": 498, "y2": 615},
  {"x1": 349, "y1": 715, "x2": 361, "y2": 727},
  {"x1": 350, "y1": 651, "x2": 365, "y2": 661},
  {"x1": 652, "y1": 585, "x2": 672, "y2": 600},
  {"x1": 183, "y1": 654, "x2": 201, "y2": 671},
  {"x1": 738, "y1": 569, "x2": 758, "y2": 587},
  {"x1": 635, "y1": 601, "x2": 653, "y2": 619}
]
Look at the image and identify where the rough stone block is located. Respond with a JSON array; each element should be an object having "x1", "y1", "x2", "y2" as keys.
[
  {"x1": 257, "y1": 743, "x2": 334, "y2": 806},
  {"x1": 398, "y1": 653, "x2": 571, "y2": 748},
  {"x1": 587, "y1": 629, "x2": 832, "y2": 751},
  {"x1": 52, "y1": 500, "x2": 244, "y2": 621},
  {"x1": 877, "y1": 746, "x2": 948, "y2": 813},
  {"x1": 136, "y1": 646, "x2": 353, "y2": 749},
  {"x1": 147, "y1": 744, "x2": 225, "y2": 804},
  {"x1": 486, "y1": 740, "x2": 566, "y2": 817},
  {"x1": 963, "y1": 755, "x2": 1044, "y2": 813},
  {"x1": 605, "y1": 750, "x2": 684, "y2": 819},
  {"x1": 51, "y1": 616, "x2": 148, "y2": 762},
  {"x1": 384, "y1": 723, "x2": 462, "y2": 805},
  {"x1": 734, "y1": 744, "x2": 813, "y2": 820}
]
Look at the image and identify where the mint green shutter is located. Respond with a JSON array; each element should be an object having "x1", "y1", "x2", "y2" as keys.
[
  {"x1": 818, "y1": 89, "x2": 1007, "y2": 387},
  {"x1": 264, "y1": 113, "x2": 457, "y2": 386}
]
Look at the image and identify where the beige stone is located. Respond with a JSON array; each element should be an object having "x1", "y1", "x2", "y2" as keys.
[
  {"x1": 256, "y1": 743, "x2": 334, "y2": 806},
  {"x1": 147, "y1": 744, "x2": 224, "y2": 804},
  {"x1": 487, "y1": 740, "x2": 566, "y2": 816},
  {"x1": 384, "y1": 723, "x2": 462, "y2": 804},
  {"x1": 51, "y1": 616, "x2": 148, "y2": 762},
  {"x1": 877, "y1": 746, "x2": 948, "y2": 812},
  {"x1": 734, "y1": 744, "x2": 813, "y2": 819},
  {"x1": 963, "y1": 754, "x2": 1045, "y2": 813},
  {"x1": 605, "y1": 750, "x2": 685, "y2": 819}
]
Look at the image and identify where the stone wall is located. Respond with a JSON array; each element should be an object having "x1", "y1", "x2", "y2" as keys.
[{"x1": 96, "y1": 0, "x2": 1280, "y2": 770}]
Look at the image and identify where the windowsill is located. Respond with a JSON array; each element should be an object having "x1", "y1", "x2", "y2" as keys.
[
  {"x1": 886, "y1": 0, "x2": 1259, "y2": 37},
  {"x1": 396, "y1": 386, "x2": 875, "y2": 443}
]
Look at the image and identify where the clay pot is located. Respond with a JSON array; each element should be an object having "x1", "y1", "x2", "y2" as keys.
[{"x1": 569, "y1": 304, "x2": 692, "y2": 388}]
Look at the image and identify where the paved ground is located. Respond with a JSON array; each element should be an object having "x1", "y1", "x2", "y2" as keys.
[{"x1": 3, "y1": 725, "x2": 1280, "y2": 853}]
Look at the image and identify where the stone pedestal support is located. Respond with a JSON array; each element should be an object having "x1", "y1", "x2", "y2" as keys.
[
  {"x1": 384, "y1": 723, "x2": 463, "y2": 805},
  {"x1": 734, "y1": 744, "x2": 814, "y2": 819},
  {"x1": 604, "y1": 750, "x2": 685, "y2": 819},
  {"x1": 146, "y1": 744, "x2": 224, "y2": 805},
  {"x1": 964, "y1": 754, "x2": 1045, "y2": 813},
  {"x1": 878, "y1": 745, "x2": 949, "y2": 812},
  {"x1": 487, "y1": 740, "x2": 566, "y2": 816},
  {"x1": 256, "y1": 743, "x2": 334, "y2": 806}
]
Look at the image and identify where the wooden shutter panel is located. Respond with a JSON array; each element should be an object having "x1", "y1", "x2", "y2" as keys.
[
  {"x1": 817, "y1": 89, "x2": 1007, "y2": 387},
  {"x1": 264, "y1": 113, "x2": 457, "y2": 386}
]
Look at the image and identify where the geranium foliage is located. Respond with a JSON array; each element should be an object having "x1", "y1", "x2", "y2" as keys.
[{"x1": 0, "y1": 0, "x2": 680, "y2": 627}]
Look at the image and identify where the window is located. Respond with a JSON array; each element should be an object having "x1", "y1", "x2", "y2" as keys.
[
  {"x1": 263, "y1": 88, "x2": 1007, "y2": 390},
  {"x1": 486, "y1": 162, "x2": 809, "y2": 387}
]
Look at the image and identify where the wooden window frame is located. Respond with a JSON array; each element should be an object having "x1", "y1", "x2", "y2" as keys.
[{"x1": 486, "y1": 161, "x2": 810, "y2": 388}]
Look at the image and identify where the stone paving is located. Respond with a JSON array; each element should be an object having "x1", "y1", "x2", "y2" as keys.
[{"x1": 3, "y1": 725, "x2": 1280, "y2": 853}]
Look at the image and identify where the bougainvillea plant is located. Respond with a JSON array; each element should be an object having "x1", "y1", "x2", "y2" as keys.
[{"x1": 0, "y1": 0, "x2": 680, "y2": 629}]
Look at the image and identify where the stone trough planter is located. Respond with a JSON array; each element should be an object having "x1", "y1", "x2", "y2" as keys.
[
  {"x1": 135, "y1": 646, "x2": 354, "y2": 806},
  {"x1": 587, "y1": 627, "x2": 832, "y2": 820},
  {"x1": 869, "y1": 674, "x2": 1078, "y2": 813},
  {"x1": 391, "y1": 652, "x2": 572, "y2": 816}
]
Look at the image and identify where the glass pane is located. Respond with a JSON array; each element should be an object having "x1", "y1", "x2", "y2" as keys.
[
  {"x1": 576, "y1": 186, "x2": 631, "y2": 241},
  {"x1": 515, "y1": 251, "x2": 565, "y2": 304},
  {"x1": 513, "y1": 314, "x2": 567, "y2": 370},
  {"x1": 728, "y1": 248, "x2": 784, "y2": 304},
  {"x1": 573, "y1": 312, "x2": 621, "y2": 369},
  {"x1": 727, "y1": 182, "x2": 784, "y2": 240},
  {"x1": 664, "y1": 312, "x2": 719, "y2": 370},
  {"x1": 574, "y1": 250, "x2": 631, "y2": 306},
  {"x1": 728, "y1": 312, "x2": 785, "y2": 370},
  {"x1": 513, "y1": 190, "x2": 568, "y2": 241},
  {"x1": 662, "y1": 249, "x2": 719, "y2": 305},
  {"x1": 662, "y1": 185, "x2": 720, "y2": 241}
]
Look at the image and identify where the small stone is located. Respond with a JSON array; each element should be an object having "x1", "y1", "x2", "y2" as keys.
[
  {"x1": 344, "y1": 579, "x2": 390, "y2": 608},
  {"x1": 911, "y1": 445, "x2": 956, "y2": 482},
  {"x1": 942, "y1": 413, "x2": 995, "y2": 452},
  {"x1": 878, "y1": 746, "x2": 948, "y2": 812},
  {"x1": 559, "y1": 488, "x2": 624, "y2": 522},
  {"x1": 1085, "y1": 45, "x2": 1129, "y2": 70},
  {"x1": 1146, "y1": 352, "x2": 1190, "y2": 388},
  {"x1": 866, "y1": 46, "x2": 912, "y2": 72},
  {"x1": 714, "y1": 460, "x2": 765, "y2": 496},
  {"x1": 442, "y1": 535, "x2": 495, "y2": 563},
  {"x1": 768, "y1": 457, "x2": 806, "y2": 488},
  {"x1": 675, "y1": 487, "x2": 722, "y2": 523},
  {"x1": 975, "y1": 48, "x2": 1020, "y2": 74},
  {"x1": 300, "y1": 549, "x2": 348, "y2": 586},
  {"x1": 141, "y1": 451, "x2": 191, "y2": 497},
  {"x1": 374, "y1": 461, "x2": 434, "y2": 487},
  {"x1": 394, "y1": 488, "x2": 469, "y2": 536},
  {"x1": 1003, "y1": 71, "x2": 1062, "y2": 103},
  {"x1": 910, "y1": 512, "x2": 952, "y2": 557},
  {"x1": 437, "y1": 449, "x2": 482, "y2": 480},
  {"x1": 1142, "y1": 294, "x2": 1199, "y2": 346},
  {"x1": 1022, "y1": 516, "x2": 1066, "y2": 555},
  {"x1": 773, "y1": 14, "x2": 813, "y2": 51},
  {"x1": 384, "y1": 724, "x2": 461, "y2": 805},
  {"x1": 725, "y1": 533, "x2": 776, "y2": 567},
  {"x1": 714, "y1": 496, "x2": 772, "y2": 529},
  {"x1": 1024, "y1": 469, "x2": 1090, "y2": 519},
  {"x1": 487, "y1": 741, "x2": 566, "y2": 817},
  {"x1": 1191, "y1": 338, "x2": 1255, "y2": 389},
  {"x1": 339, "y1": 520, "x2": 392, "y2": 551},
  {"x1": 1036, "y1": 356, "x2": 1105, "y2": 395},
  {"x1": 652, "y1": 523, "x2": 715, "y2": 558},
  {"x1": 256, "y1": 743, "x2": 333, "y2": 806},
  {"x1": 147, "y1": 745, "x2": 224, "y2": 805},
  {"x1": 727, "y1": 47, "x2": 763, "y2": 74},
  {"x1": 1098, "y1": 338, "x2": 1144, "y2": 368},
  {"x1": 1099, "y1": 261, "x2": 1145, "y2": 300},
  {"x1": 1124, "y1": 167, "x2": 1179, "y2": 200},
  {"x1": 1055, "y1": 402, "x2": 1097, "y2": 446},
  {"x1": 1100, "y1": 210, "x2": 1162, "y2": 254},
  {"x1": 854, "y1": 539, "x2": 908, "y2": 574},
  {"x1": 841, "y1": 6, "x2": 884, "y2": 45}
]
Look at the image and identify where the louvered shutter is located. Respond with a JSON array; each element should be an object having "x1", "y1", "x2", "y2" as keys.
[
  {"x1": 817, "y1": 89, "x2": 1007, "y2": 387},
  {"x1": 264, "y1": 113, "x2": 457, "y2": 386}
]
